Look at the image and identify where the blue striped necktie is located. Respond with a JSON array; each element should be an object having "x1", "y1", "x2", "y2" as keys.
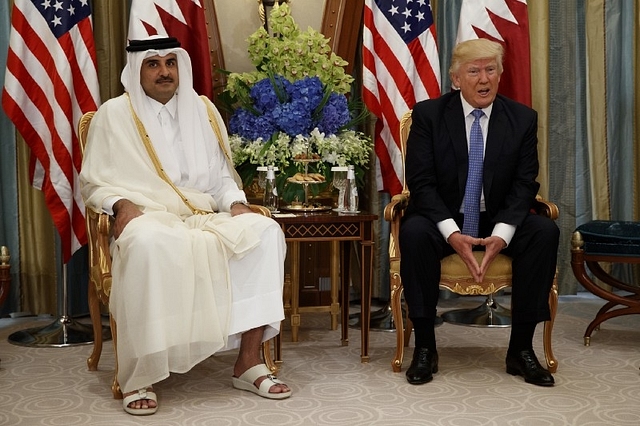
[{"x1": 462, "y1": 109, "x2": 484, "y2": 237}]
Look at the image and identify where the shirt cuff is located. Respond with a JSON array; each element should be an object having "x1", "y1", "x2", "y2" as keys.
[
  {"x1": 220, "y1": 190, "x2": 248, "y2": 212},
  {"x1": 437, "y1": 218, "x2": 460, "y2": 243},
  {"x1": 492, "y1": 222, "x2": 516, "y2": 247},
  {"x1": 102, "y1": 196, "x2": 123, "y2": 216}
]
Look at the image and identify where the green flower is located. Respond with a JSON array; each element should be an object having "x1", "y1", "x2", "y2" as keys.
[{"x1": 226, "y1": 3, "x2": 353, "y2": 104}]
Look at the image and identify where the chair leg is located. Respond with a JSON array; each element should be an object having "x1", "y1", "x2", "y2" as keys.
[
  {"x1": 403, "y1": 307, "x2": 413, "y2": 346},
  {"x1": 262, "y1": 335, "x2": 281, "y2": 375},
  {"x1": 543, "y1": 274, "x2": 559, "y2": 373},
  {"x1": 273, "y1": 333, "x2": 282, "y2": 368},
  {"x1": 110, "y1": 315, "x2": 123, "y2": 399},
  {"x1": 390, "y1": 275, "x2": 405, "y2": 372},
  {"x1": 87, "y1": 282, "x2": 102, "y2": 371}
]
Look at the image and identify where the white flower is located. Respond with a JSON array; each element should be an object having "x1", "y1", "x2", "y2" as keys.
[{"x1": 230, "y1": 128, "x2": 372, "y2": 171}]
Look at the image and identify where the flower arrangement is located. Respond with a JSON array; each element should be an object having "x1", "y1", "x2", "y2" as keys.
[{"x1": 221, "y1": 3, "x2": 372, "y2": 203}]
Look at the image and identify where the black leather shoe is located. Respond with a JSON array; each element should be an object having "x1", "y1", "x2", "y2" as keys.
[
  {"x1": 405, "y1": 347, "x2": 438, "y2": 385},
  {"x1": 506, "y1": 349, "x2": 555, "y2": 387}
]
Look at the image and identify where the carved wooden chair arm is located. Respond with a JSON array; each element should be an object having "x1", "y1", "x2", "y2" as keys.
[
  {"x1": 384, "y1": 191, "x2": 410, "y2": 223},
  {"x1": 533, "y1": 195, "x2": 559, "y2": 221},
  {"x1": 384, "y1": 191, "x2": 410, "y2": 260},
  {"x1": 249, "y1": 204, "x2": 272, "y2": 218},
  {"x1": 86, "y1": 208, "x2": 113, "y2": 304}
]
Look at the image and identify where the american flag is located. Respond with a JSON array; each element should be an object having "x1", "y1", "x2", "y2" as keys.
[
  {"x1": 2, "y1": 0, "x2": 100, "y2": 263},
  {"x1": 456, "y1": 0, "x2": 531, "y2": 106},
  {"x1": 363, "y1": 0, "x2": 441, "y2": 195},
  {"x1": 128, "y1": 0, "x2": 213, "y2": 99}
]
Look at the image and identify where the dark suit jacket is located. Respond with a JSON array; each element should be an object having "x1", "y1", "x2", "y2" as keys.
[{"x1": 404, "y1": 90, "x2": 540, "y2": 228}]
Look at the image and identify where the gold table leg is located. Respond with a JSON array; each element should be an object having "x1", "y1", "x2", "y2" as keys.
[
  {"x1": 290, "y1": 241, "x2": 300, "y2": 342},
  {"x1": 330, "y1": 241, "x2": 340, "y2": 330}
]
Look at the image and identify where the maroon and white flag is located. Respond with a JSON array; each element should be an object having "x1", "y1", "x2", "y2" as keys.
[{"x1": 457, "y1": 0, "x2": 531, "y2": 106}]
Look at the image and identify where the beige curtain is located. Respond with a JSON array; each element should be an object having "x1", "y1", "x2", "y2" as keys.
[
  {"x1": 585, "y1": 1, "x2": 610, "y2": 221},
  {"x1": 633, "y1": 1, "x2": 640, "y2": 218},
  {"x1": 529, "y1": 1, "x2": 550, "y2": 198},
  {"x1": 17, "y1": 139, "x2": 57, "y2": 314},
  {"x1": 92, "y1": 1, "x2": 129, "y2": 101}
]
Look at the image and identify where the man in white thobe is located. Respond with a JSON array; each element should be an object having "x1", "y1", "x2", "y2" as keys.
[{"x1": 80, "y1": 36, "x2": 291, "y2": 416}]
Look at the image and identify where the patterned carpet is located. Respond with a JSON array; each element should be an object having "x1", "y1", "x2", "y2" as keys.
[{"x1": 1, "y1": 294, "x2": 639, "y2": 426}]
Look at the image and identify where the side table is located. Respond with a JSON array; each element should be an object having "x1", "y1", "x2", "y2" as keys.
[
  {"x1": 571, "y1": 220, "x2": 640, "y2": 345},
  {"x1": 269, "y1": 211, "x2": 378, "y2": 364}
]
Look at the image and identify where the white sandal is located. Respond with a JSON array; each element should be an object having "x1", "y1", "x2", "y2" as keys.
[
  {"x1": 232, "y1": 364, "x2": 292, "y2": 400},
  {"x1": 122, "y1": 388, "x2": 158, "y2": 415}
]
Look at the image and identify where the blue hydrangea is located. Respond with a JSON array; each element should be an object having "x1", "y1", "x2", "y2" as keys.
[
  {"x1": 250, "y1": 75, "x2": 291, "y2": 113},
  {"x1": 230, "y1": 75, "x2": 351, "y2": 140},
  {"x1": 229, "y1": 108, "x2": 276, "y2": 141},
  {"x1": 317, "y1": 93, "x2": 350, "y2": 135},
  {"x1": 287, "y1": 76, "x2": 324, "y2": 114},
  {"x1": 274, "y1": 102, "x2": 314, "y2": 136}
]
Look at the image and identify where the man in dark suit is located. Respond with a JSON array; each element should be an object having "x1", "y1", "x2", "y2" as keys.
[{"x1": 399, "y1": 38, "x2": 559, "y2": 387}]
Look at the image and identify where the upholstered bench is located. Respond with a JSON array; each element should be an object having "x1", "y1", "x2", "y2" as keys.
[{"x1": 570, "y1": 220, "x2": 640, "y2": 345}]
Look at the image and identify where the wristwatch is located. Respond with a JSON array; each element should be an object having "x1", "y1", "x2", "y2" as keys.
[{"x1": 229, "y1": 200, "x2": 250, "y2": 210}]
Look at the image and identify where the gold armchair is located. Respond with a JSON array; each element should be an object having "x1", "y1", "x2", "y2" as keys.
[
  {"x1": 385, "y1": 110, "x2": 559, "y2": 374},
  {"x1": 78, "y1": 112, "x2": 276, "y2": 399}
]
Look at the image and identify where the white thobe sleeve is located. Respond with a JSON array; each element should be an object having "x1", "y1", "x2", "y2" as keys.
[{"x1": 207, "y1": 144, "x2": 247, "y2": 213}]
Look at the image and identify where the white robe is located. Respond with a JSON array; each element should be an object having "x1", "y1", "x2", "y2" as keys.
[{"x1": 80, "y1": 94, "x2": 286, "y2": 393}]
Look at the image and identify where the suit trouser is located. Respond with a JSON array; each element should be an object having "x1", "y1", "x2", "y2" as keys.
[{"x1": 399, "y1": 212, "x2": 559, "y2": 325}]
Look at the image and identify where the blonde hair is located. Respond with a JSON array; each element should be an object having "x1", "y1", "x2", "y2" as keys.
[{"x1": 449, "y1": 38, "x2": 504, "y2": 77}]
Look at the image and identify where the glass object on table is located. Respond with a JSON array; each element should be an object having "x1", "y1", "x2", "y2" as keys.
[
  {"x1": 263, "y1": 166, "x2": 280, "y2": 213},
  {"x1": 331, "y1": 166, "x2": 348, "y2": 212},
  {"x1": 340, "y1": 165, "x2": 360, "y2": 214},
  {"x1": 257, "y1": 165, "x2": 279, "y2": 191}
]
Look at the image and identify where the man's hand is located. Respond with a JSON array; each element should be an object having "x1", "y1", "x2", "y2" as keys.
[
  {"x1": 112, "y1": 199, "x2": 142, "y2": 239},
  {"x1": 448, "y1": 233, "x2": 507, "y2": 283},
  {"x1": 447, "y1": 231, "x2": 483, "y2": 282},
  {"x1": 230, "y1": 202, "x2": 253, "y2": 217},
  {"x1": 478, "y1": 236, "x2": 507, "y2": 281}
]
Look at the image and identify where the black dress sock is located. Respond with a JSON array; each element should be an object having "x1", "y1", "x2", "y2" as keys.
[
  {"x1": 508, "y1": 321, "x2": 537, "y2": 354},
  {"x1": 410, "y1": 317, "x2": 436, "y2": 351}
]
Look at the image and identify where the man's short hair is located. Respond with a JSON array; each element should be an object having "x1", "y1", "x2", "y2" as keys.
[{"x1": 449, "y1": 38, "x2": 504, "y2": 77}]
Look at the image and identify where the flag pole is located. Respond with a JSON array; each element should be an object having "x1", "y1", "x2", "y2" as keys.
[{"x1": 8, "y1": 245, "x2": 110, "y2": 348}]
